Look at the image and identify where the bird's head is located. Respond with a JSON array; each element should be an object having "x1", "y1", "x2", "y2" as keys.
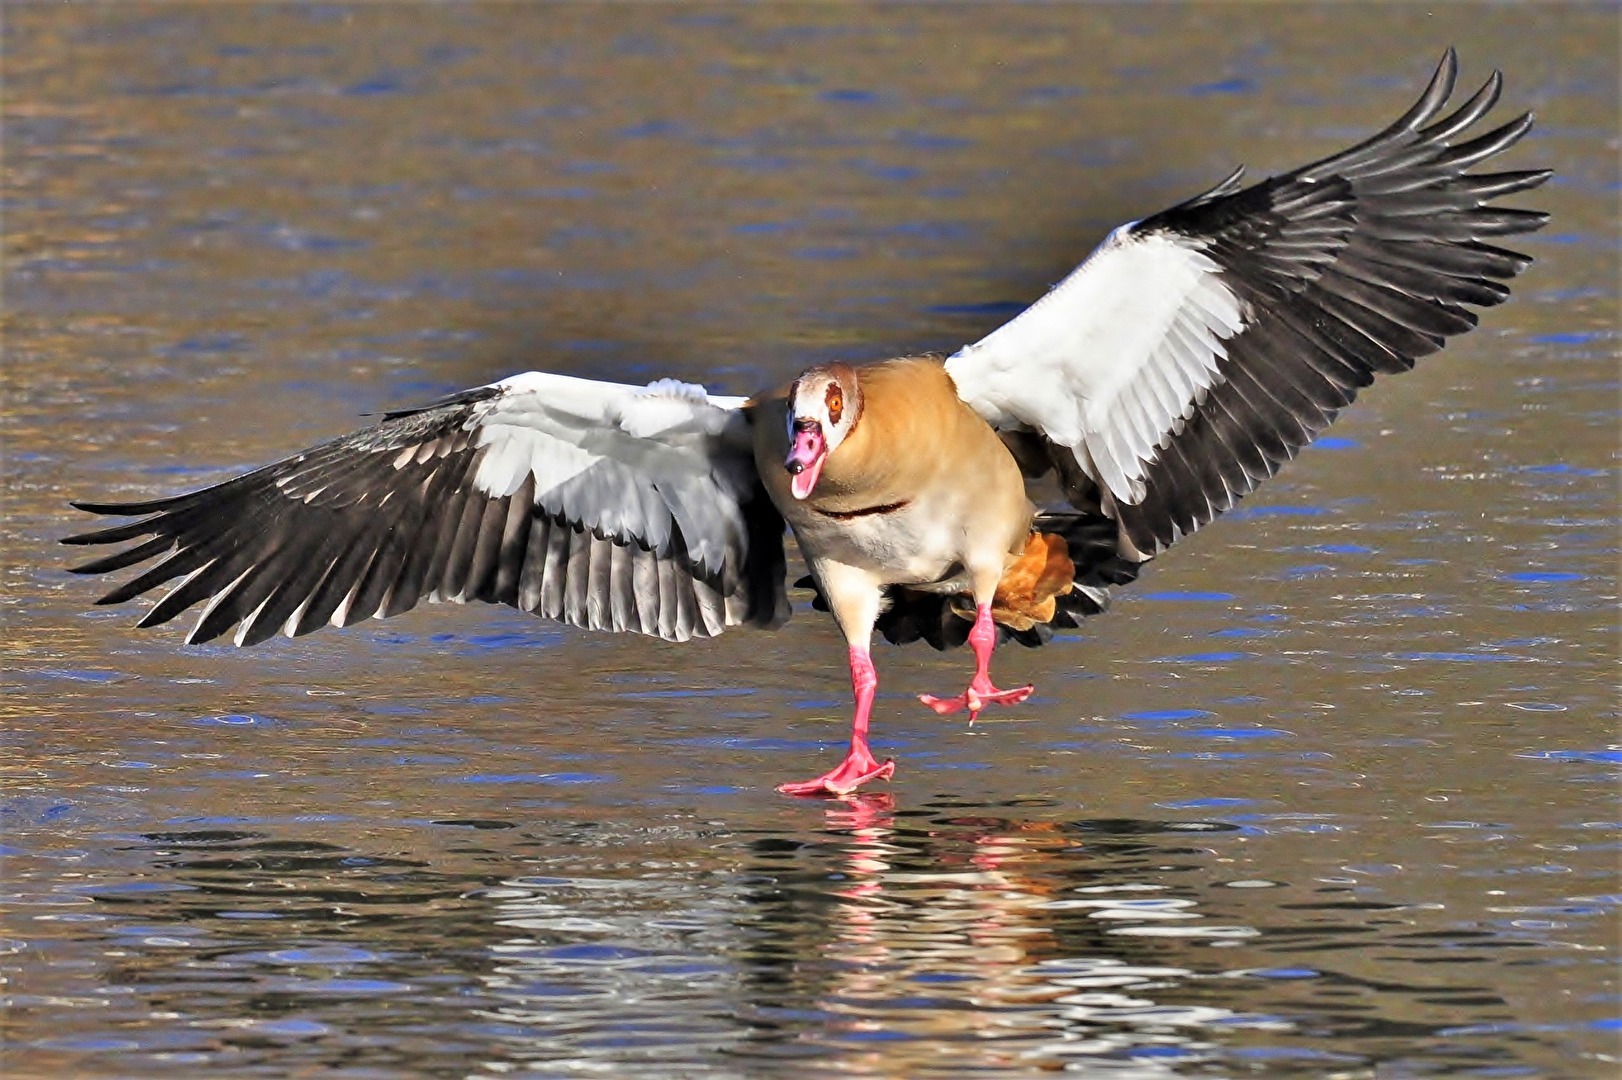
[{"x1": 784, "y1": 362, "x2": 861, "y2": 500}]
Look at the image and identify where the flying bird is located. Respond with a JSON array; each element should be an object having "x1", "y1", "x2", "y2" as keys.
[{"x1": 65, "y1": 52, "x2": 1549, "y2": 796}]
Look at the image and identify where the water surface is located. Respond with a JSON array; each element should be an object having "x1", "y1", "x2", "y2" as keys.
[{"x1": 3, "y1": 4, "x2": 1617, "y2": 1077}]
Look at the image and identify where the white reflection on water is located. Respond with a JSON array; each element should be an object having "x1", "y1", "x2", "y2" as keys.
[
  {"x1": 790, "y1": 797, "x2": 1277, "y2": 1075},
  {"x1": 475, "y1": 872, "x2": 751, "y2": 1075},
  {"x1": 467, "y1": 799, "x2": 1280, "y2": 1076}
]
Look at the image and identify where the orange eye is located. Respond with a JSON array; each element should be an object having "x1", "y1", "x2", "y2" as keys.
[{"x1": 825, "y1": 384, "x2": 843, "y2": 426}]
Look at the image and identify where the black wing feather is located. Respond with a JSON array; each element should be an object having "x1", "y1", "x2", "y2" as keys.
[
  {"x1": 65, "y1": 395, "x2": 789, "y2": 646},
  {"x1": 1106, "y1": 49, "x2": 1549, "y2": 553}
]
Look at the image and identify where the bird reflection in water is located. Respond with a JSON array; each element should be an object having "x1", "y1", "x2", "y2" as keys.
[
  {"x1": 466, "y1": 801, "x2": 1268, "y2": 1073},
  {"x1": 772, "y1": 795, "x2": 1266, "y2": 1073}
]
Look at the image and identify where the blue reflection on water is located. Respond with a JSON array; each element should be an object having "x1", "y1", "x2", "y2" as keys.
[
  {"x1": 1503, "y1": 571, "x2": 1585, "y2": 582},
  {"x1": 1530, "y1": 331, "x2": 1611, "y2": 344},
  {"x1": 1521, "y1": 750, "x2": 1622, "y2": 765},
  {"x1": 1186, "y1": 77, "x2": 1257, "y2": 96},
  {"x1": 819, "y1": 89, "x2": 881, "y2": 105},
  {"x1": 1121, "y1": 709, "x2": 1212, "y2": 722}
]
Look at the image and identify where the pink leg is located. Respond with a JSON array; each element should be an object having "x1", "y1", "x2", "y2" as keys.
[
  {"x1": 919, "y1": 603, "x2": 1033, "y2": 722},
  {"x1": 778, "y1": 646, "x2": 896, "y2": 797}
]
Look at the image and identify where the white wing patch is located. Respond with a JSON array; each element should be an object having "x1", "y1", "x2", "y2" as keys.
[
  {"x1": 430, "y1": 372, "x2": 740, "y2": 501},
  {"x1": 473, "y1": 423, "x2": 594, "y2": 499},
  {"x1": 946, "y1": 227, "x2": 1248, "y2": 504},
  {"x1": 426, "y1": 371, "x2": 754, "y2": 573}
]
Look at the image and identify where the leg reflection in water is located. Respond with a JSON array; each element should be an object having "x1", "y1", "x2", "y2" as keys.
[{"x1": 783, "y1": 796, "x2": 1254, "y2": 1071}]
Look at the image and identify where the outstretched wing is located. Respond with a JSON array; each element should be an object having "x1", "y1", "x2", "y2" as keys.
[
  {"x1": 64, "y1": 373, "x2": 789, "y2": 646},
  {"x1": 945, "y1": 50, "x2": 1550, "y2": 557}
]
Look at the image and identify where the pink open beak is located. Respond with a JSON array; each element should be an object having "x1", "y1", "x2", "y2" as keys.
[{"x1": 786, "y1": 425, "x2": 827, "y2": 500}]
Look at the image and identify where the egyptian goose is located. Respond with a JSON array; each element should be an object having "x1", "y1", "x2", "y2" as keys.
[{"x1": 65, "y1": 52, "x2": 1548, "y2": 796}]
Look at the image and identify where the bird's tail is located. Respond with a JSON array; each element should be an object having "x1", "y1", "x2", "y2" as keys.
[{"x1": 948, "y1": 531, "x2": 1075, "y2": 632}]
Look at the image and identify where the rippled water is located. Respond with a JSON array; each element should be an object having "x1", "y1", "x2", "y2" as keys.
[{"x1": 3, "y1": 4, "x2": 1617, "y2": 1077}]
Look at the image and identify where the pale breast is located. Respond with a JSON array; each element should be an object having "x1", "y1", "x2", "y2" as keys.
[
  {"x1": 790, "y1": 510, "x2": 941, "y2": 584},
  {"x1": 787, "y1": 487, "x2": 991, "y2": 587}
]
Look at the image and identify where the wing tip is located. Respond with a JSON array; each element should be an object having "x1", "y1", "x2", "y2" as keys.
[
  {"x1": 62, "y1": 523, "x2": 141, "y2": 547},
  {"x1": 68, "y1": 497, "x2": 174, "y2": 517},
  {"x1": 381, "y1": 383, "x2": 503, "y2": 422},
  {"x1": 134, "y1": 605, "x2": 177, "y2": 629},
  {"x1": 1435, "y1": 46, "x2": 1460, "y2": 88},
  {"x1": 1184, "y1": 165, "x2": 1248, "y2": 210},
  {"x1": 1412, "y1": 46, "x2": 1460, "y2": 126},
  {"x1": 1520, "y1": 166, "x2": 1555, "y2": 189}
]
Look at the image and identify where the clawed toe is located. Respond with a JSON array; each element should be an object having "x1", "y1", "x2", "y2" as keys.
[
  {"x1": 918, "y1": 691, "x2": 967, "y2": 716},
  {"x1": 777, "y1": 754, "x2": 895, "y2": 797},
  {"x1": 919, "y1": 682, "x2": 1033, "y2": 720}
]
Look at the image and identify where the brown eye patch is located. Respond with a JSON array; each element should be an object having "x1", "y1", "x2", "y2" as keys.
[{"x1": 825, "y1": 383, "x2": 843, "y2": 426}]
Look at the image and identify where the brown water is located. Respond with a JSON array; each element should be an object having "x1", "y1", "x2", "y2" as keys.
[{"x1": 3, "y1": 4, "x2": 1618, "y2": 1077}]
